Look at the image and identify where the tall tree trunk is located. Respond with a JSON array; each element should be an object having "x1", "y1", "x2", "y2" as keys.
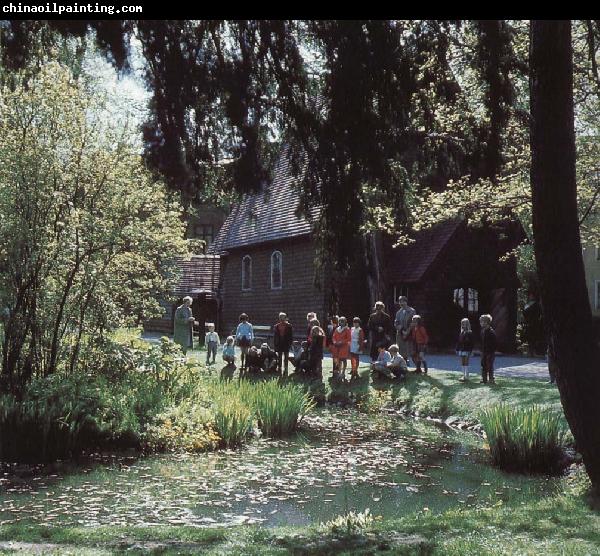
[
  {"x1": 363, "y1": 231, "x2": 388, "y2": 311},
  {"x1": 530, "y1": 20, "x2": 600, "y2": 494}
]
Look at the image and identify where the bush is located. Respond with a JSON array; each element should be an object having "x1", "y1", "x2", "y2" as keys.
[
  {"x1": 0, "y1": 375, "x2": 102, "y2": 462},
  {"x1": 144, "y1": 402, "x2": 220, "y2": 452},
  {"x1": 480, "y1": 403, "x2": 568, "y2": 473},
  {"x1": 0, "y1": 336, "x2": 203, "y2": 462}
]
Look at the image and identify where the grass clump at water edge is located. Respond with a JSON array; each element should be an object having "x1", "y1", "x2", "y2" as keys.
[{"x1": 480, "y1": 403, "x2": 568, "y2": 473}]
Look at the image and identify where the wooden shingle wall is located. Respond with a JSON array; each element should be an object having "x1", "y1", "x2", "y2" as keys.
[{"x1": 220, "y1": 238, "x2": 326, "y2": 339}]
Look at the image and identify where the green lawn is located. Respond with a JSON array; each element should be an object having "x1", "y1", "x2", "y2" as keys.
[{"x1": 186, "y1": 343, "x2": 563, "y2": 423}]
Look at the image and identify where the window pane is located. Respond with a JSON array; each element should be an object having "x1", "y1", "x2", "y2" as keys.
[
  {"x1": 467, "y1": 288, "x2": 478, "y2": 312},
  {"x1": 454, "y1": 288, "x2": 464, "y2": 308},
  {"x1": 242, "y1": 256, "x2": 251, "y2": 290},
  {"x1": 271, "y1": 252, "x2": 282, "y2": 288}
]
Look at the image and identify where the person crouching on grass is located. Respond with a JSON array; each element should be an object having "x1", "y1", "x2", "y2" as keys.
[
  {"x1": 410, "y1": 315, "x2": 429, "y2": 374},
  {"x1": 388, "y1": 344, "x2": 408, "y2": 380},
  {"x1": 222, "y1": 336, "x2": 236, "y2": 366},
  {"x1": 370, "y1": 343, "x2": 392, "y2": 379},
  {"x1": 456, "y1": 318, "x2": 474, "y2": 382},
  {"x1": 479, "y1": 313, "x2": 497, "y2": 384}
]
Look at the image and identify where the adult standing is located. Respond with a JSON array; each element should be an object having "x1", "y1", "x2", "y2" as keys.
[
  {"x1": 367, "y1": 301, "x2": 393, "y2": 360},
  {"x1": 394, "y1": 296, "x2": 416, "y2": 364},
  {"x1": 273, "y1": 312, "x2": 293, "y2": 375},
  {"x1": 174, "y1": 296, "x2": 196, "y2": 355},
  {"x1": 306, "y1": 312, "x2": 317, "y2": 341}
]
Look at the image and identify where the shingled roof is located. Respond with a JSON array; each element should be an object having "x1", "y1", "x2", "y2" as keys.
[
  {"x1": 386, "y1": 219, "x2": 462, "y2": 283},
  {"x1": 173, "y1": 255, "x2": 221, "y2": 298},
  {"x1": 210, "y1": 149, "x2": 317, "y2": 253}
]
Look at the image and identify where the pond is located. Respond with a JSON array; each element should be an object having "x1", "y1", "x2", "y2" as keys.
[{"x1": 0, "y1": 408, "x2": 559, "y2": 528}]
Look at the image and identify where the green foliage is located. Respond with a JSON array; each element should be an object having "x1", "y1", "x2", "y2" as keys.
[
  {"x1": 245, "y1": 380, "x2": 316, "y2": 437},
  {"x1": 480, "y1": 404, "x2": 568, "y2": 473},
  {"x1": 0, "y1": 61, "x2": 187, "y2": 390},
  {"x1": 209, "y1": 379, "x2": 316, "y2": 441},
  {"x1": 212, "y1": 398, "x2": 255, "y2": 449},
  {"x1": 321, "y1": 508, "x2": 374, "y2": 535},
  {"x1": 144, "y1": 401, "x2": 220, "y2": 453},
  {"x1": 0, "y1": 334, "x2": 202, "y2": 461}
]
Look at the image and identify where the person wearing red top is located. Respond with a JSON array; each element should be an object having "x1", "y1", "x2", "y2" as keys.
[
  {"x1": 410, "y1": 314, "x2": 429, "y2": 374},
  {"x1": 273, "y1": 312, "x2": 293, "y2": 375},
  {"x1": 331, "y1": 316, "x2": 352, "y2": 380}
]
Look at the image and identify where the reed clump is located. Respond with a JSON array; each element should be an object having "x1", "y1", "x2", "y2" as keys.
[{"x1": 480, "y1": 403, "x2": 567, "y2": 473}]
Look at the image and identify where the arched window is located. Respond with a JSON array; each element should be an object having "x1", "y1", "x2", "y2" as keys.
[
  {"x1": 242, "y1": 255, "x2": 252, "y2": 291},
  {"x1": 454, "y1": 287, "x2": 478, "y2": 313},
  {"x1": 271, "y1": 251, "x2": 282, "y2": 289}
]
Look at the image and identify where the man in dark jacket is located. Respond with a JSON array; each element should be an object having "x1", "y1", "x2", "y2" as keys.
[
  {"x1": 367, "y1": 301, "x2": 393, "y2": 360},
  {"x1": 273, "y1": 312, "x2": 293, "y2": 374},
  {"x1": 480, "y1": 313, "x2": 497, "y2": 384}
]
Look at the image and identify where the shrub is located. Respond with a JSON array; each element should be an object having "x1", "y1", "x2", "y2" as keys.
[
  {"x1": 0, "y1": 335, "x2": 203, "y2": 462},
  {"x1": 144, "y1": 402, "x2": 220, "y2": 452},
  {"x1": 480, "y1": 403, "x2": 568, "y2": 473},
  {"x1": 0, "y1": 375, "x2": 102, "y2": 462}
]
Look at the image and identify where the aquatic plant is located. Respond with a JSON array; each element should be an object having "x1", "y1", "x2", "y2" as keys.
[
  {"x1": 210, "y1": 379, "x2": 315, "y2": 439},
  {"x1": 212, "y1": 397, "x2": 254, "y2": 448},
  {"x1": 479, "y1": 403, "x2": 567, "y2": 473},
  {"x1": 250, "y1": 380, "x2": 316, "y2": 437}
]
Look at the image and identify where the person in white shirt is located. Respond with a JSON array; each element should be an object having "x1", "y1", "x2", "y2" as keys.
[
  {"x1": 205, "y1": 323, "x2": 220, "y2": 365},
  {"x1": 370, "y1": 345, "x2": 392, "y2": 379},
  {"x1": 388, "y1": 344, "x2": 408, "y2": 380}
]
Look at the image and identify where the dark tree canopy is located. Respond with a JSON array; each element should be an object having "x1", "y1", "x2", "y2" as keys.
[{"x1": 0, "y1": 19, "x2": 523, "y2": 266}]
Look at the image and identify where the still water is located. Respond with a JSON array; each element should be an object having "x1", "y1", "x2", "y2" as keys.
[{"x1": 0, "y1": 408, "x2": 559, "y2": 528}]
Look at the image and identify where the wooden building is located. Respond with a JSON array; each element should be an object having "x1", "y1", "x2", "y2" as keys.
[{"x1": 210, "y1": 154, "x2": 521, "y2": 351}]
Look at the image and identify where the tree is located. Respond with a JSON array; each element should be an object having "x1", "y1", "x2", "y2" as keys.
[
  {"x1": 530, "y1": 20, "x2": 600, "y2": 494},
  {"x1": 0, "y1": 62, "x2": 187, "y2": 393}
]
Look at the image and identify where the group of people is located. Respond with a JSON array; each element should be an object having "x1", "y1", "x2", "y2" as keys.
[{"x1": 174, "y1": 295, "x2": 499, "y2": 384}]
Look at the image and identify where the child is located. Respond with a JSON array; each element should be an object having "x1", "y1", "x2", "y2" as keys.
[
  {"x1": 326, "y1": 315, "x2": 339, "y2": 369},
  {"x1": 331, "y1": 316, "x2": 351, "y2": 380},
  {"x1": 308, "y1": 321, "x2": 325, "y2": 376},
  {"x1": 205, "y1": 323, "x2": 220, "y2": 365},
  {"x1": 456, "y1": 318, "x2": 474, "y2": 382},
  {"x1": 291, "y1": 341, "x2": 310, "y2": 374},
  {"x1": 235, "y1": 313, "x2": 254, "y2": 370},
  {"x1": 222, "y1": 336, "x2": 236, "y2": 366},
  {"x1": 349, "y1": 317, "x2": 366, "y2": 380},
  {"x1": 273, "y1": 312, "x2": 293, "y2": 375},
  {"x1": 259, "y1": 343, "x2": 278, "y2": 373},
  {"x1": 410, "y1": 315, "x2": 429, "y2": 374},
  {"x1": 388, "y1": 344, "x2": 408, "y2": 380},
  {"x1": 245, "y1": 345, "x2": 262, "y2": 374},
  {"x1": 371, "y1": 344, "x2": 392, "y2": 379},
  {"x1": 479, "y1": 313, "x2": 497, "y2": 384}
]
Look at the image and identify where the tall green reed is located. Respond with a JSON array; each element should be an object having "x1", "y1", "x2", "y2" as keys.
[{"x1": 480, "y1": 403, "x2": 567, "y2": 473}]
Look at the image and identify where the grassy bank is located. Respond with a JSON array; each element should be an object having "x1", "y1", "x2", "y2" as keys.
[{"x1": 1, "y1": 469, "x2": 597, "y2": 555}]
